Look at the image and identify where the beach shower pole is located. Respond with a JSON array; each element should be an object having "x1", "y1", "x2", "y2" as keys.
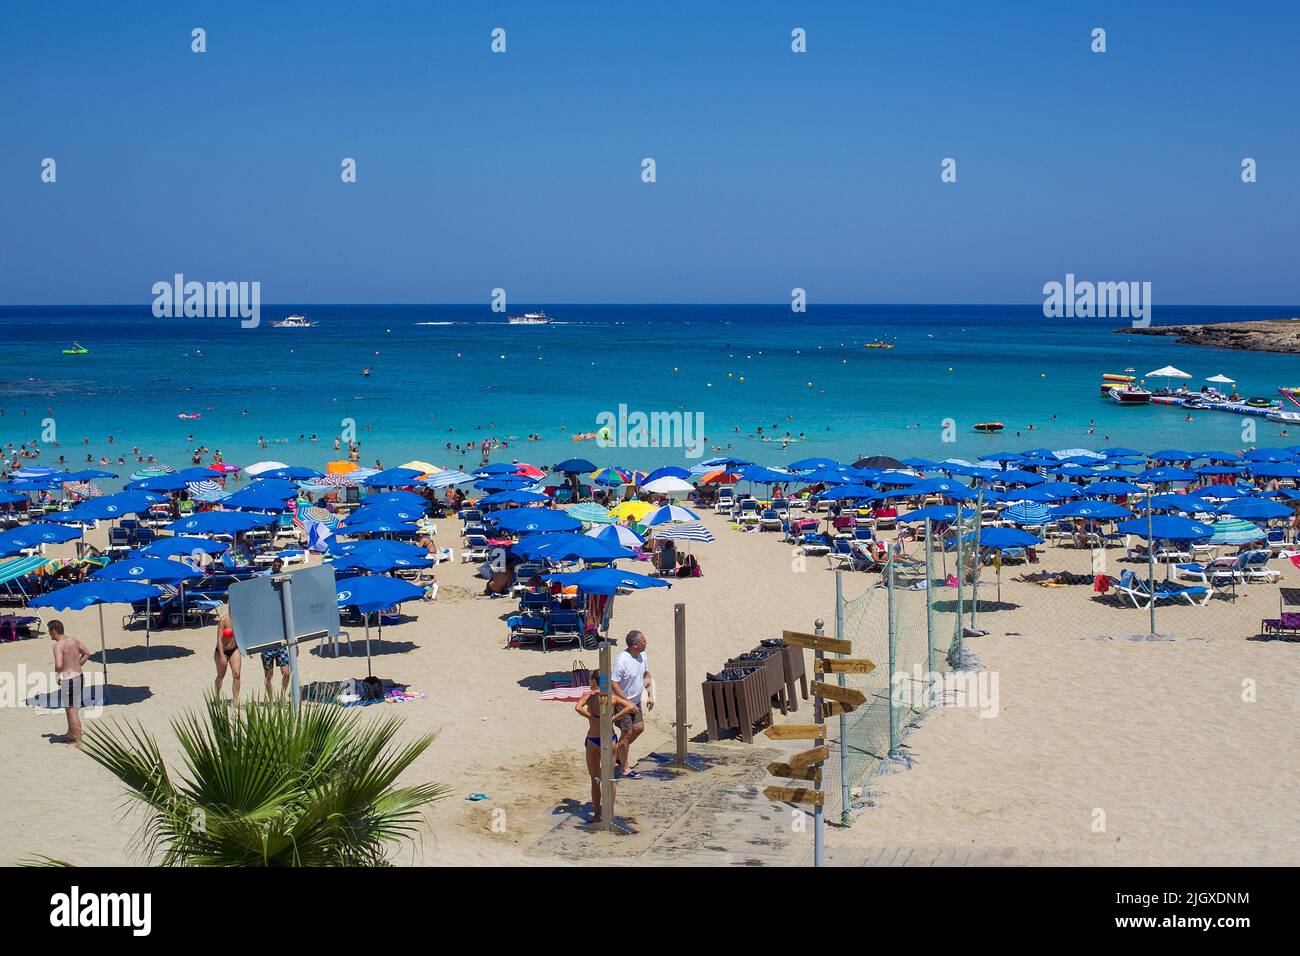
[
  {"x1": 834, "y1": 571, "x2": 849, "y2": 826},
  {"x1": 812, "y1": 617, "x2": 825, "y2": 867},
  {"x1": 670, "y1": 602, "x2": 690, "y2": 769},
  {"x1": 598, "y1": 634, "x2": 615, "y2": 833},
  {"x1": 953, "y1": 510, "x2": 965, "y2": 666},
  {"x1": 925, "y1": 518, "x2": 935, "y2": 702}
]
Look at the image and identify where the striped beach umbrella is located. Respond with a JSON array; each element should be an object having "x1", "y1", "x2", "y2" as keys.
[
  {"x1": 652, "y1": 521, "x2": 715, "y2": 543},
  {"x1": 129, "y1": 466, "x2": 175, "y2": 481},
  {"x1": 186, "y1": 479, "x2": 225, "y2": 501},
  {"x1": 565, "y1": 503, "x2": 616, "y2": 524},
  {"x1": 1000, "y1": 501, "x2": 1053, "y2": 525},
  {"x1": 587, "y1": 524, "x2": 644, "y2": 548},
  {"x1": 294, "y1": 503, "x2": 340, "y2": 531},
  {"x1": 1208, "y1": 519, "x2": 1266, "y2": 546}
]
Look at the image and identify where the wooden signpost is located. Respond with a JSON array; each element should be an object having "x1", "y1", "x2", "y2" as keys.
[{"x1": 763, "y1": 622, "x2": 875, "y2": 867}]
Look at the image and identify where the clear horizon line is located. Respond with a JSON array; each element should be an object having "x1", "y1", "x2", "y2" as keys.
[{"x1": 3, "y1": 301, "x2": 1298, "y2": 310}]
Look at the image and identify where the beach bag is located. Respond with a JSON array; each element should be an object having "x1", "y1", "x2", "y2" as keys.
[{"x1": 570, "y1": 661, "x2": 590, "y2": 687}]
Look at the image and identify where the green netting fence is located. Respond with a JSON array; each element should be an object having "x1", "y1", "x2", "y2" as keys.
[{"x1": 820, "y1": 512, "x2": 977, "y2": 825}]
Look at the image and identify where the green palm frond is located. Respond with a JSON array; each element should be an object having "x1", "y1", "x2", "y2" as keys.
[{"x1": 73, "y1": 694, "x2": 447, "y2": 867}]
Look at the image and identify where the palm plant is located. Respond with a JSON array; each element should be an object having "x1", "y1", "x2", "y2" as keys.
[{"x1": 80, "y1": 696, "x2": 448, "y2": 866}]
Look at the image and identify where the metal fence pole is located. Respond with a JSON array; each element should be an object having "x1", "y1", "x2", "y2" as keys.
[
  {"x1": 887, "y1": 558, "x2": 899, "y2": 758},
  {"x1": 813, "y1": 617, "x2": 826, "y2": 867},
  {"x1": 834, "y1": 571, "x2": 849, "y2": 825},
  {"x1": 925, "y1": 517, "x2": 935, "y2": 704},
  {"x1": 1146, "y1": 492, "x2": 1157, "y2": 637}
]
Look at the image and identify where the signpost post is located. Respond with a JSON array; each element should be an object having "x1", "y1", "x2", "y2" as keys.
[
  {"x1": 763, "y1": 621, "x2": 873, "y2": 867},
  {"x1": 229, "y1": 564, "x2": 339, "y2": 710}
]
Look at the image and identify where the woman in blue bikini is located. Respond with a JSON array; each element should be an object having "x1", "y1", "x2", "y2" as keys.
[{"x1": 575, "y1": 672, "x2": 635, "y2": 823}]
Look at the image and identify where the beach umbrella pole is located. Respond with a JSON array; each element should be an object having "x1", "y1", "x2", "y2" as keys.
[
  {"x1": 1146, "y1": 494, "x2": 1157, "y2": 636},
  {"x1": 98, "y1": 603, "x2": 108, "y2": 702},
  {"x1": 364, "y1": 615, "x2": 373, "y2": 678}
]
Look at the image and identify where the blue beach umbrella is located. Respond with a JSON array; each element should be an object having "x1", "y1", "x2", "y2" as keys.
[
  {"x1": 363, "y1": 467, "x2": 426, "y2": 487},
  {"x1": 220, "y1": 485, "x2": 295, "y2": 512},
  {"x1": 92, "y1": 557, "x2": 203, "y2": 585},
  {"x1": 332, "y1": 549, "x2": 431, "y2": 573},
  {"x1": 1100, "y1": 448, "x2": 1145, "y2": 459},
  {"x1": 339, "y1": 520, "x2": 421, "y2": 536},
  {"x1": 167, "y1": 511, "x2": 276, "y2": 535},
  {"x1": 260, "y1": 466, "x2": 325, "y2": 481},
  {"x1": 998, "y1": 470, "x2": 1047, "y2": 486},
  {"x1": 0, "y1": 524, "x2": 83, "y2": 554},
  {"x1": 554, "y1": 458, "x2": 598, "y2": 474},
  {"x1": 1242, "y1": 448, "x2": 1296, "y2": 463},
  {"x1": 478, "y1": 490, "x2": 549, "y2": 507},
  {"x1": 815, "y1": 484, "x2": 881, "y2": 502},
  {"x1": 1083, "y1": 480, "x2": 1143, "y2": 497},
  {"x1": 739, "y1": 465, "x2": 793, "y2": 485},
  {"x1": 1150, "y1": 449, "x2": 1194, "y2": 462},
  {"x1": 347, "y1": 503, "x2": 427, "y2": 525},
  {"x1": 1249, "y1": 462, "x2": 1300, "y2": 479},
  {"x1": 1147, "y1": 494, "x2": 1214, "y2": 513},
  {"x1": 488, "y1": 507, "x2": 582, "y2": 534},
  {"x1": 544, "y1": 566, "x2": 671, "y2": 596},
  {"x1": 1052, "y1": 501, "x2": 1133, "y2": 520},
  {"x1": 513, "y1": 533, "x2": 633, "y2": 562},
  {"x1": 60, "y1": 469, "x2": 118, "y2": 481},
  {"x1": 788, "y1": 457, "x2": 841, "y2": 472},
  {"x1": 29, "y1": 580, "x2": 164, "y2": 692},
  {"x1": 1196, "y1": 484, "x2": 1256, "y2": 499},
  {"x1": 906, "y1": 477, "x2": 976, "y2": 499},
  {"x1": 1116, "y1": 515, "x2": 1213, "y2": 540},
  {"x1": 477, "y1": 463, "x2": 524, "y2": 476},
  {"x1": 136, "y1": 536, "x2": 229, "y2": 559},
  {"x1": 361, "y1": 491, "x2": 430, "y2": 510},
  {"x1": 475, "y1": 477, "x2": 532, "y2": 492},
  {"x1": 897, "y1": 505, "x2": 976, "y2": 523},
  {"x1": 125, "y1": 474, "x2": 191, "y2": 493},
  {"x1": 642, "y1": 466, "x2": 691, "y2": 483},
  {"x1": 1217, "y1": 498, "x2": 1293, "y2": 521},
  {"x1": 75, "y1": 491, "x2": 167, "y2": 520},
  {"x1": 962, "y1": 527, "x2": 1044, "y2": 549},
  {"x1": 1137, "y1": 467, "x2": 1198, "y2": 483},
  {"x1": 335, "y1": 574, "x2": 428, "y2": 677}
]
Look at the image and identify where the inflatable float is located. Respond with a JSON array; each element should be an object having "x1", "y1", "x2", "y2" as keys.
[{"x1": 973, "y1": 422, "x2": 1004, "y2": 433}]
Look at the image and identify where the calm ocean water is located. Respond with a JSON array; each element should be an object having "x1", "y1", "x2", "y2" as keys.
[{"x1": 0, "y1": 304, "x2": 1296, "y2": 478}]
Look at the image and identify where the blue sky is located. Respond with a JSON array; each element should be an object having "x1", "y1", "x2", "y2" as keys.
[{"x1": 1, "y1": 0, "x2": 1297, "y2": 305}]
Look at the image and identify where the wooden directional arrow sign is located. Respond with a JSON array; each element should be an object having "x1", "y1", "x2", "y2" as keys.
[
  {"x1": 811, "y1": 681, "x2": 867, "y2": 708},
  {"x1": 763, "y1": 786, "x2": 824, "y2": 806},
  {"x1": 767, "y1": 761, "x2": 821, "y2": 782},
  {"x1": 822, "y1": 701, "x2": 851, "y2": 718},
  {"x1": 815, "y1": 658, "x2": 876, "y2": 675},
  {"x1": 763, "y1": 723, "x2": 824, "y2": 741},
  {"x1": 788, "y1": 744, "x2": 830, "y2": 771},
  {"x1": 782, "y1": 630, "x2": 853, "y2": 655}
]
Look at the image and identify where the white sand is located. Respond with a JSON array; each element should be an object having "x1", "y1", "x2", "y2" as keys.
[{"x1": 1, "y1": 510, "x2": 1296, "y2": 866}]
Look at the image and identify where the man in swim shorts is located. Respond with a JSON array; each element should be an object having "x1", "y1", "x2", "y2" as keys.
[
  {"x1": 612, "y1": 630, "x2": 654, "y2": 777},
  {"x1": 49, "y1": 620, "x2": 91, "y2": 745}
]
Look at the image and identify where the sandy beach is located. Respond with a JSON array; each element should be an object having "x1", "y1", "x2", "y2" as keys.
[{"x1": 3, "y1": 506, "x2": 1297, "y2": 868}]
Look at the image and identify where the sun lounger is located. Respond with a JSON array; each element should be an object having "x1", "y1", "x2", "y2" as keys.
[
  {"x1": 758, "y1": 508, "x2": 783, "y2": 532},
  {"x1": 798, "y1": 532, "x2": 832, "y2": 557},
  {"x1": 1114, "y1": 569, "x2": 1210, "y2": 608}
]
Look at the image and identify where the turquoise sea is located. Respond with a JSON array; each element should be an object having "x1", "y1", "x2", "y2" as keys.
[{"x1": 0, "y1": 305, "x2": 1296, "y2": 480}]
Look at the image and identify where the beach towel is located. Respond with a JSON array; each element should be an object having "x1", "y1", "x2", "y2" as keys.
[
  {"x1": 1093, "y1": 573, "x2": 1111, "y2": 594},
  {"x1": 539, "y1": 686, "x2": 588, "y2": 702}
]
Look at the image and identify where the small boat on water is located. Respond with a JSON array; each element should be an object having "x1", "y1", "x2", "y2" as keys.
[
  {"x1": 271, "y1": 315, "x2": 318, "y2": 328},
  {"x1": 973, "y1": 422, "x2": 1004, "y2": 433},
  {"x1": 863, "y1": 341, "x2": 894, "y2": 349},
  {"x1": 1266, "y1": 409, "x2": 1300, "y2": 423},
  {"x1": 508, "y1": 311, "x2": 551, "y2": 325},
  {"x1": 62, "y1": 342, "x2": 89, "y2": 355},
  {"x1": 1109, "y1": 386, "x2": 1152, "y2": 405}
]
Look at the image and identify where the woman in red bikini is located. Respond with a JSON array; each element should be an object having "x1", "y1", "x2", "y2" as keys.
[
  {"x1": 214, "y1": 611, "x2": 242, "y2": 706},
  {"x1": 575, "y1": 672, "x2": 635, "y2": 823}
]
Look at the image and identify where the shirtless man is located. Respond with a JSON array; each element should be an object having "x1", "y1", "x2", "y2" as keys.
[{"x1": 50, "y1": 620, "x2": 91, "y2": 746}]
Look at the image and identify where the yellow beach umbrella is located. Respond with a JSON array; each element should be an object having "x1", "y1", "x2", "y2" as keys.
[
  {"x1": 400, "y1": 460, "x2": 442, "y2": 474},
  {"x1": 610, "y1": 500, "x2": 654, "y2": 522}
]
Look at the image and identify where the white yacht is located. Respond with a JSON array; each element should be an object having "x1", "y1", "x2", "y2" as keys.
[
  {"x1": 272, "y1": 314, "x2": 318, "y2": 328},
  {"x1": 507, "y1": 311, "x2": 551, "y2": 325}
]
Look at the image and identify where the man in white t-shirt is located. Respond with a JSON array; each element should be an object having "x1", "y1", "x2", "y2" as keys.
[{"x1": 612, "y1": 630, "x2": 653, "y2": 777}]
